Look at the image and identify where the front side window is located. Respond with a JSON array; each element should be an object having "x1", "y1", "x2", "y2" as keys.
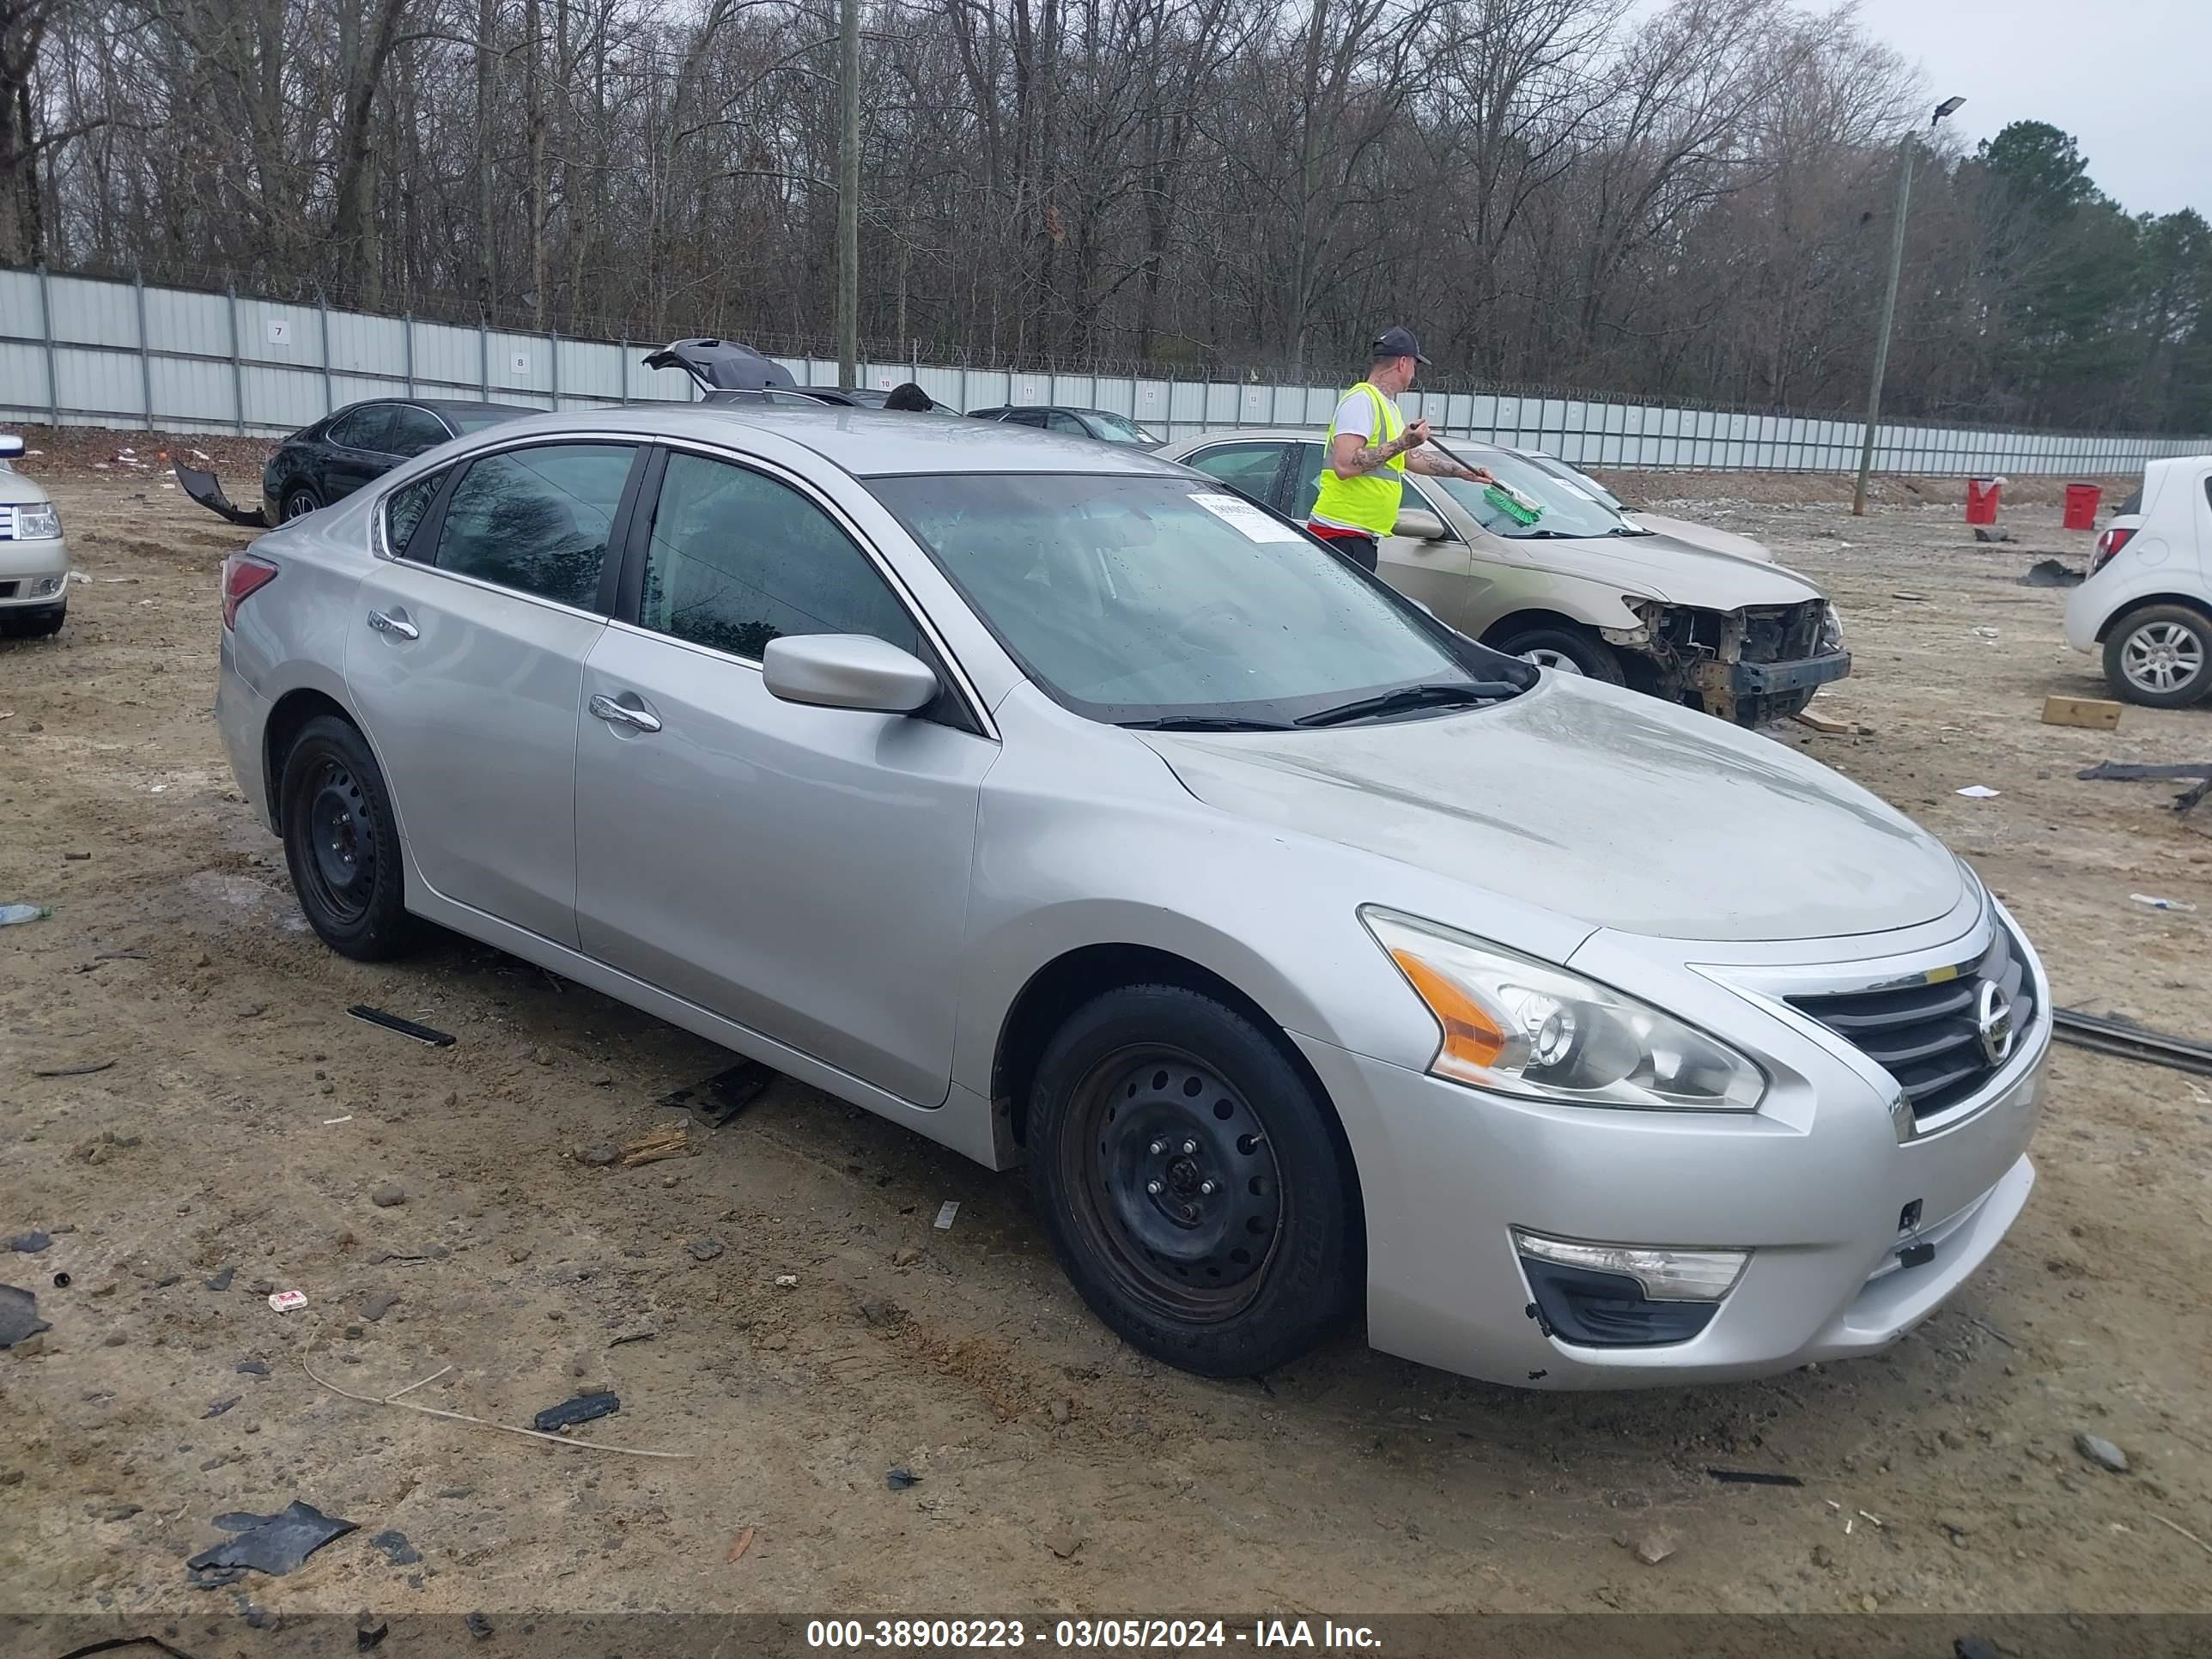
[
  {"x1": 327, "y1": 404, "x2": 396, "y2": 453},
  {"x1": 385, "y1": 405, "x2": 452, "y2": 458},
  {"x1": 382, "y1": 469, "x2": 446, "y2": 557},
  {"x1": 637, "y1": 452, "x2": 917, "y2": 660},
  {"x1": 872, "y1": 473, "x2": 1513, "y2": 726},
  {"x1": 432, "y1": 443, "x2": 635, "y2": 610}
]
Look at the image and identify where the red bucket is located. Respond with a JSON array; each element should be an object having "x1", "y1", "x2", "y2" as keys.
[
  {"x1": 2063, "y1": 482, "x2": 2101, "y2": 531},
  {"x1": 1966, "y1": 477, "x2": 2001, "y2": 526}
]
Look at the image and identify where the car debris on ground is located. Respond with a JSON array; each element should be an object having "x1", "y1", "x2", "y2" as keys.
[
  {"x1": 532, "y1": 1392, "x2": 621, "y2": 1432},
  {"x1": 347, "y1": 1005, "x2": 456, "y2": 1047},
  {"x1": 185, "y1": 1498, "x2": 358, "y2": 1586},
  {"x1": 0, "y1": 1284, "x2": 50, "y2": 1348},
  {"x1": 2077, "y1": 760, "x2": 2212, "y2": 817},
  {"x1": 659, "y1": 1059, "x2": 775, "y2": 1126},
  {"x1": 617, "y1": 1123, "x2": 695, "y2": 1166}
]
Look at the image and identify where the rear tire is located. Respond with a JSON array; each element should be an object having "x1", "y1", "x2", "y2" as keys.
[
  {"x1": 2103, "y1": 605, "x2": 2212, "y2": 708},
  {"x1": 281, "y1": 483, "x2": 323, "y2": 522},
  {"x1": 278, "y1": 714, "x2": 424, "y2": 960},
  {"x1": 1027, "y1": 984, "x2": 1361, "y2": 1377},
  {"x1": 1492, "y1": 622, "x2": 1625, "y2": 684}
]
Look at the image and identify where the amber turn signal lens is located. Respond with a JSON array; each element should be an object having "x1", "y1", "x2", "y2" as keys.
[{"x1": 1389, "y1": 947, "x2": 1508, "y2": 1070}]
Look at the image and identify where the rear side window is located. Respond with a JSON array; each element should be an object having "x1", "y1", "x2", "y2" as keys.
[
  {"x1": 327, "y1": 404, "x2": 397, "y2": 452},
  {"x1": 1184, "y1": 442, "x2": 1287, "y2": 507},
  {"x1": 385, "y1": 405, "x2": 451, "y2": 458},
  {"x1": 382, "y1": 470, "x2": 445, "y2": 558},
  {"x1": 432, "y1": 443, "x2": 635, "y2": 611},
  {"x1": 636, "y1": 452, "x2": 917, "y2": 660}
]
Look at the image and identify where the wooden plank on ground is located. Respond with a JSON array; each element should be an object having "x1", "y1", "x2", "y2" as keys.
[{"x1": 2042, "y1": 695, "x2": 2123, "y2": 730}]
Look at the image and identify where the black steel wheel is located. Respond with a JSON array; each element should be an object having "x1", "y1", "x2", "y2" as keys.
[
  {"x1": 279, "y1": 714, "x2": 423, "y2": 960},
  {"x1": 1028, "y1": 984, "x2": 1361, "y2": 1376}
]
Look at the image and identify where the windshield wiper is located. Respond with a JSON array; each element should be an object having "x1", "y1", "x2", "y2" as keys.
[
  {"x1": 1118, "y1": 714, "x2": 1296, "y2": 732},
  {"x1": 1293, "y1": 681, "x2": 1519, "y2": 727}
]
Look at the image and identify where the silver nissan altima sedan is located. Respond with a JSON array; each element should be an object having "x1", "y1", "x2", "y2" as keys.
[{"x1": 216, "y1": 405, "x2": 2050, "y2": 1389}]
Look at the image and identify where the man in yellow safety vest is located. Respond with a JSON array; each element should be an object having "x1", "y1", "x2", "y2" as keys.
[{"x1": 1308, "y1": 327, "x2": 1492, "y2": 574}]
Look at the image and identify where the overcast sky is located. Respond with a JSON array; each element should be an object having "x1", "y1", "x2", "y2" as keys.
[{"x1": 1844, "y1": 0, "x2": 2209, "y2": 218}]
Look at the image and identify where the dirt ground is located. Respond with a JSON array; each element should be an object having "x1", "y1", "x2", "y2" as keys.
[{"x1": 3, "y1": 434, "x2": 2210, "y2": 1636}]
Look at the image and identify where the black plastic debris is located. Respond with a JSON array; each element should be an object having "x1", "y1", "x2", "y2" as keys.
[
  {"x1": 30, "y1": 1059, "x2": 114, "y2": 1078},
  {"x1": 358, "y1": 1612, "x2": 391, "y2": 1650},
  {"x1": 885, "y1": 1468, "x2": 921, "y2": 1491},
  {"x1": 2020, "y1": 558, "x2": 2085, "y2": 587},
  {"x1": 369, "y1": 1528, "x2": 420, "y2": 1566},
  {"x1": 659, "y1": 1059, "x2": 775, "y2": 1127},
  {"x1": 1954, "y1": 1638, "x2": 2002, "y2": 1659},
  {"x1": 0, "y1": 1285, "x2": 51, "y2": 1349},
  {"x1": 532, "y1": 1392, "x2": 619, "y2": 1433},
  {"x1": 186, "y1": 1499, "x2": 358, "y2": 1580},
  {"x1": 8, "y1": 1231, "x2": 51, "y2": 1254},
  {"x1": 1705, "y1": 1468, "x2": 1803, "y2": 1487},
  {"x1": 205, "y1": 1396, "x2": 240, "y2": 1419},
  {"x1": 466, "y1": 1611, "x2": 495, "y2": 1640},
  {"x1": 347, "y1": 1005, "x2": 456, "y2": 1047},
  {"x1": 206, "y1": 1266, "x2": 236, "y2": 1291}
]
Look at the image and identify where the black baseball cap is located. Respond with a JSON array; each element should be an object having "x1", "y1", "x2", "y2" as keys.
[{"x1": 1370, "y1": 326, "x2": 1431, "y2": 365}]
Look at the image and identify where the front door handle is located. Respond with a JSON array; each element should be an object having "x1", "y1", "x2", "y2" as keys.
[
  {"x1": 589, "y1": 692, "x2": 663, "y2": 734},
  {"x1": 367, "y1": 608, "x2": 419, "y2": 641}
]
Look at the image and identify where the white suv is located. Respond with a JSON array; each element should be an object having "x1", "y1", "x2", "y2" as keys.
[
  {"x1": 0, "y1": 434, "x2": 69, "y2": 638},
  {"x1": 2065, "y1": 455, "x2": 2212, "y2": 707}
]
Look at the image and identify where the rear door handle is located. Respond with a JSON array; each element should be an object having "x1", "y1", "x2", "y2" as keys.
[
  {"x1": 589, "y1": 692, "x2": 663, "y2": 733},
  {"x1": 367, "y1": 609, "x2": 419, "y2": 641}
]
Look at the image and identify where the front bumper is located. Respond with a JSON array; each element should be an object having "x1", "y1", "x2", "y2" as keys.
[
  {"x1": 1734, "y1": 650, "x2": 1851, "y2": 695},
  {"x1": 1296, "y1": 905, "x2": 2050, "y2": 1389},
  {"x1": 0, "y1": 535, "x2": 70, "y2": 606}
]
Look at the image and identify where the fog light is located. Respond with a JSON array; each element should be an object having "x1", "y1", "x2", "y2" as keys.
[
  {"x1": 32, "y1": 574, "x2": 64, "y2": 597},
  {"x1": 1515, "y1": 1231, "x2": 1749, "y2": 1349}
]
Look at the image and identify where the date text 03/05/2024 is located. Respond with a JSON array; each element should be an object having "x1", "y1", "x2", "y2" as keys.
[{"x1": 805, "y1": 1619, "x2": 1384, "y2": 1649}]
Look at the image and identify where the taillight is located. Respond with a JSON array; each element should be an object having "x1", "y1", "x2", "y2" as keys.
[
  {"x1": 222, "y1": 552, "x2": 279, "y2": 629},
  {"x1": 2088, "y1": 526, "x2": 2136, "y2": 576}
]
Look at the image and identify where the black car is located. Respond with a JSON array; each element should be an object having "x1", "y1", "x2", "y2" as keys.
[
  {"x1": 967, "y1": 405, "x2": 1163, "y2": 446},
  {"x1": 177, "y1": 398, "x2": 527, "y2": 528}
]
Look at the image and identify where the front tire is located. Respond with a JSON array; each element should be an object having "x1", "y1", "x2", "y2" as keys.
[
  {"x1": 278, "y1": 714, "x2": 423, "y2": 960},
  {"x1": 2103, "y1": 605, "x2": 2212, "y2": 708},
  {"x1": 1027, "y1": 985, "x2": 1361, "y2": 1377},
  {"x1": 1492, "y1": 622, "x2": 1625, "y2": 684}
]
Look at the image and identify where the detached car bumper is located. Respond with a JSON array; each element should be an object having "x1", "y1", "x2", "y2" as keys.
[
  {"x1": 1293, "y1": 997, "x2": 2047, "y2": 1389},
  {"x1": 0, "y1": 536, "x2": 70, "y2": 606}
]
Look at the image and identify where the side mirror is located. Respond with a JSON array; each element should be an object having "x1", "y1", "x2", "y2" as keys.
[
  {"x1": 762, "y1": 634, "x2": 938, "y2": 714},
  {"x1": 1394, "y1": 507, "x2": 1448, "y2": 542},
  {"x1": 0, "y1": 435, "x2": 23, "y2": 459}
]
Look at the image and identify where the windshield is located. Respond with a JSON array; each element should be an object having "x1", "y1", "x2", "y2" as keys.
[
  {"x1": 1085, "y1": 411, "x2": 1164, "y2": 445},
  {"x1": 1521, "y1": 451, "x2": 1626, "y2": 513},
  {"x1": 1436, "y1": 450, "x2": 1647, "y2": 540},
  {"x1": 445, "y1": 408, "x2": 519, "y2": 434},
  {"x1": 869, "y1": 474, "x2": 1526, "y2": 725}
]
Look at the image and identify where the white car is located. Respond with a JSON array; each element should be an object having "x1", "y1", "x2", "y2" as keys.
[
  {"x1": 2063, "y1": 455, "x2": 2212, "y2": 707},
  {"x1": 0, "y1": 434, "x2": 69, "y2": 638}
]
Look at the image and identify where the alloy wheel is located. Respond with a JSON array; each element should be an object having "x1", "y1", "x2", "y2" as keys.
[
  {"x1": 1521, "y1": 647, "x2": 1583, "y2": 674},
  {"x1": 2121, "y1": 621, "x2": 2205, "y2": 696}
]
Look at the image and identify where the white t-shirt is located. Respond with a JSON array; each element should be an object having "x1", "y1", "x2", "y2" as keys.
[{"x1": 1329, "y1": 387, "x2": 1389, "y2": 442}]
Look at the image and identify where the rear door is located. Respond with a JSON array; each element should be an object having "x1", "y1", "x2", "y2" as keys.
[
  {"x1": 572, "y1": 445, "x2": 994, "y2": 1103},
  {"x1": 1180, "y1": 440, "x2": 1292, "y2": 510},
  {"x1": 347, "y1": 440, "x2": 645, "y2": 945}
]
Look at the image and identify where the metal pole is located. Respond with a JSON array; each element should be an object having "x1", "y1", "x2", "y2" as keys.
[
  {"x1": 479, "y1": 315, "x2": 490, "y2": 398},
  {"x1": 619, "y1": 335, "x2": 629, "y2": 405},
  {"x1": 228, "y1": 284, "x2": 245, "y2": 434},
  {"x1": 134, "y1": 270, "x2": 155, "y2": 430},
  {"x1": 1853, "y1": 134, "x2": 1916, "y2": 515},
  {"x1": 404, "y1": 313, "x2": 416, "y2": 398},
  {"x1": 37, "y1": 264, "x2": 58, "y2": 425},
  {"x1": 318, "y1": 293, "x2": 334, "y2": 415},
  {"x1": 550, "y1": 327, "x2": 560, "y2": 410},
  {"x1": 836, "y1": 0, "x2": 860, "y2": 388}
]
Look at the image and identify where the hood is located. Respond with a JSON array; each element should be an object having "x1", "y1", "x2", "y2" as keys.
[
  {"x1": 1140, "y1": 678, "x2": 1963, "y2": 942},
  {"x1": 1626, "y1": 512, "x2": 1776, "y2": 563},
  {"x1": 0, "y1": 470, "x2": 52, "y2": 507},
  {"x1": 1493, "y1": 528, "x2": 1817, "y2": 607}
]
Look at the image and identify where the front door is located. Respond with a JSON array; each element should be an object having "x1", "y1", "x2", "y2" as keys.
[
  {"x1": 346, "y1": 440, "x2": 641, "y2": 946},
  {"x1": 1286, "y1": 441, "x2": 1476, "y2": 624},
  {"x1": 573, "y1": 447, "x2": 994, "y2": 1105}
]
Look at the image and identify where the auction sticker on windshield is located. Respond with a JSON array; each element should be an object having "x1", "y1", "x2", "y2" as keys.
[{"x1": 1188, "y1": 491, "x2": 1300, "y2": 543}]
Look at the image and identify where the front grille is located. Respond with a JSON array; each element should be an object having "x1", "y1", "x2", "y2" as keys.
[
  {"x1": 0, "y1": 505, "x2": 15, "y2": 539},
  {"x1": 1789, "y1": 926, "x2": 2036, "y2": 1120},
  {"x1": 0, "y1": 580, "x2": 15, "y2": 599},
  {"x1": 1741, "y1": 600, "x2": 1826, "y2": 664}
]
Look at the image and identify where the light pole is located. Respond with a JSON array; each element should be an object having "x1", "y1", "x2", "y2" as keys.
[
  {"x1": 836, "y1": 0, "x2": 861, "y2": 390},
  {"x1": 1852, "y1": 95, "x2": 1965, "y2": 516}
]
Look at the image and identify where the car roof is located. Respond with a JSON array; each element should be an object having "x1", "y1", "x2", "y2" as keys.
[{"x1": 450, "y1": 403, "x2": 1188, "y2": 479}]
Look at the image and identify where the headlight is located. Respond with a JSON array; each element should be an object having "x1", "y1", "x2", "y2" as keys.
[
  {"x1": 15, "y1": 502, "x2": 59, "y2": 539},
  {"x1": 1819, "y1": 603, "x2": 1844, "y2": 653},
  {"x1": 1361, "y1": 908, "x2": 1766, "y2": 1110}
]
